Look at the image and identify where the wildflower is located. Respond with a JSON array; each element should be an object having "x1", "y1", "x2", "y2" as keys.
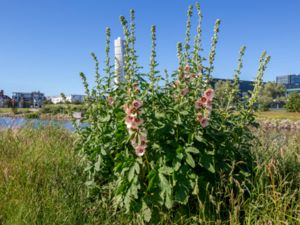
[
  {"x1": 181, "y1": 87, "x2": 189, "y2": 96},
  {"x1": 140, "y1": 135, "x2": 148, "y2": 146},
  {"x1": 107, "y1": 96, "x2": 114, "y2": 106},
  {"x1": 175, "y1": 80, "x2": 180, "y2": 86},
  {"x1": 195, "y1": 99, "x2": 204, "y2": 109},
  {"x1": 132, "y1": 99, "x2": 142, "y2": 110},
  {"x1": 133, "y1": 117, "x2": 144, "y2": 126},
  {"x1": 204, "y1": 88, "x2": 215, "y2": 100},
  {"x1": 125, "y1": 115, "x2": 134, "y2": 123},
  {"x1": 205, "y1": 100, "x2": 213, "y2": 111},
  {"x1": 135, "y1": 145, "x2": 146, "y2": 157},
  {"x1": 196, "y1": 112, "x2": 203, "y2": 122},
  {"x1": 184, "y1": 64, "x2": 190, "y2": 72},
  {"x1": 123, "y1": 104, "x2": 132, "y2": 115},
  {"x1": 200, "y1": 117, "x2": 209, "y2": 128},
  {"x1": 200, "y1": 96, "x2": 208, "y2": 104}
]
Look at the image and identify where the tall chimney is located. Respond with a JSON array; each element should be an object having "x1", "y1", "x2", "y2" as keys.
[{"x1": 114, "y1": 37, "x2": 125, "y2": 84}]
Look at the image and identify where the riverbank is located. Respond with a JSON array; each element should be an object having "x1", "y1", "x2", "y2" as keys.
[{"x1": 0, "y1": 112, "x2": 71, "y2": 120}]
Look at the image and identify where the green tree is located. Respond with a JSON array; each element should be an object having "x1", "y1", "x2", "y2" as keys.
[
  {"x1": 286, "y1": 92, "x2": 300, "y2": 112},
  {"x1": 257, "y1": 82, "x2": 286, "y2": 111}
]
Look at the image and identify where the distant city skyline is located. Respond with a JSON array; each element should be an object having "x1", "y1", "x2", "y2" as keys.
[{"x1": 1, "y1": 0, "x2": 300, "y2": 96}]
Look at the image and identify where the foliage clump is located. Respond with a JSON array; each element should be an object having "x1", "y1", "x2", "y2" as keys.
[
  {"x1": 286, "y1": 92, "x2": 300, "y2": 112},
  {"x1": 75, "y1": 3, "x2": 270, "y2": 223}
]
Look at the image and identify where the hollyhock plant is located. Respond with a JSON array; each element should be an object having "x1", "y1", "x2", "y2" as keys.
[{"x1": 76, "y1": 3, "x2": 271, "y2": 223}]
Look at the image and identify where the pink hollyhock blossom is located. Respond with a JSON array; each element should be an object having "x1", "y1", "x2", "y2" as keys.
[
  {"x1": 195, "y1": 99, "x2": 204, "y2": 109},
  {"x1": 184, "y1": 64, "x2": 190, "y2": 72},
  {"x1": 133, "y1": 117, "x2": 144, "y2": 126},
  {"x1": 131, "y1": 138, "x2": 138, "y2": 148},
  {"x1": 107, "y1": 96, "x2": 114, "y2": 106},
  {"x1": 132, "y1": 99, "x2": 142, "y2": 110},
  {"x1": 140, "y1": 135, "x2": 148, "y2": 146},
  {"x1": 200, "y1": 96, "x2": 208, "y2": 105},
  {"x1": 123, "y1": 104, "x2": 133, "y2": 115},
  {"x1": 181, "y1": 87, "x2": 189, "y2": 96},
  {"x1": 125, "y1": 115, "x2": 134, "y2": 124},
  {"x1": 196, "y1": 112, "x2": 203, "y2": 122},
  {"x1": 128, "y1": 122, "x2": 138, "y2": 130},
  {"x1": 200, "y1": 117, "x2": 209, "y2": 128},
  {"x1": 135, "y1": 145, "x2": 146, "y2": 157},
  {"x1": 205, "y1": 100, "x2": 213, "y2": 111},
  {"x1": 204, "y1": 88, "x2": 215, "y2": 100}
]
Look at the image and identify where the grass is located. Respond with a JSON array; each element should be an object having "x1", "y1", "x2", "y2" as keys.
[
  {"x1": 256, "y1": 109, "x2": 300, "y2": 121},
  {"x1": 0, "y1": 126, "x2": 299, "y2": 224}
]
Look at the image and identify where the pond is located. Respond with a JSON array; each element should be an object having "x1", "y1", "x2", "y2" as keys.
[{"x1": 0, "y1": 116, "x2": 86, "y2": 131}]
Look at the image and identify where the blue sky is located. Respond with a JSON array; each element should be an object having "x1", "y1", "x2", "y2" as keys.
[{"x1": 1, "y1": 0, "x2": 300, "y2": 96}]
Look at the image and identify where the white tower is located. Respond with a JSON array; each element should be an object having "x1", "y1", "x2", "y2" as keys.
[{"x1": 114, "y1": 37, "x2": 125, "y2": 84}]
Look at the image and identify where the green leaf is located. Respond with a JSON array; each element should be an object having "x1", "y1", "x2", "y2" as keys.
[
  {"x1": 199, "y1": 155, "x2": 215, "y2": 173},
  {"x1": 142, "y1": 202, "x2": 152, "y2": 222},
  {"x1": 186, "y1": 153, "x2": 195, "y2": 168},
  {"x1": 99, "y1": 114, "x2": 111, "y2": 122},
  {"x1": 128, "y1": 165, "x2": 135, "y2": 182},
  {"x1": 186, "y1": 146, "x2": 200, "y2": 154},
  {"x1": 134, "y1": 162, "x2": 140, "y2": 174},
  {"x1": 100, "y1": 148, "x2": 107, "y2": 156},
  {"x1": 192, "y1": 177, "x2": 199, "y2": 195},
  {"x1": 180, "y1": 110, "x2": 189, "y2": 116},
  {"x1": 159, "y1": 166, "x2": 173, "y2": 175},
  {"x1": 94, "y1": 155, "x2": 101, "y2": 171}
]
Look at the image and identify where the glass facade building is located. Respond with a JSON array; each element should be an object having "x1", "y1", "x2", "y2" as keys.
[{"x1": 276, "y1": 74, "x2": 300, "y2": 94}]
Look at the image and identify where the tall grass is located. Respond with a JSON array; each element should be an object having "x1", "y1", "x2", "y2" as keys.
[
  {"x1": 0, "y1": 126, "x2": 126, "y2": 225},
  {"x1": 0, "y1": 126, "x2": 299, "y2": 224}
]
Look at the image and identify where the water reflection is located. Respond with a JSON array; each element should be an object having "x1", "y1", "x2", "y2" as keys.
[{"x1": 0, "y1": 117, "x2": 86, "y2": 131}]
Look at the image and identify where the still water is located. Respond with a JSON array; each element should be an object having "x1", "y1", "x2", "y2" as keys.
[{"x1": 0, "y1": 116, "x2": 84, "y2": 131}]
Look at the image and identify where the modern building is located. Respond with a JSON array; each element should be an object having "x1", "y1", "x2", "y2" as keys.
[
  {"x1": 0, "y1": 90, "x2": 11, "y2": 108},
  {"x1": 276, "y1": 74, "x2": 300, "y2": 94},
  {"x1": 12, "y1": 91, "x2": 45, "y2": 108},
  {"x1": 50, "y1": 95, "x2": 85, "y2": 104}
]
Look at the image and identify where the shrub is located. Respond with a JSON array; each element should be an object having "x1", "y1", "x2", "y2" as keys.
[
  {"x1": 24, "y1": 112, "x2": 40, "y2": 119},
  {"x1": 75, "y1": 3, "x2": 270, "y2": 223},
  {"x1": 286, "y1": 92, "x2": 300, "y2": 112}
]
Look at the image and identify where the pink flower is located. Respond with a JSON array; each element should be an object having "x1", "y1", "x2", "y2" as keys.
[
  {"x1": 181, "y1": 87, "x2": 189, "y2": 96},
  {"x1": 123, "y1": 104, "x2": 132, "y2": 115},
  {"x1": 200, "y1": 117, "x2": 209, "y2": 128},
  {"x1": 196, "y1": 112, "x2": 203, "y2": 122},
  {"x1": 140, "y1": 135, "x2": 148, "y2": 146},
  {"x1": 132, "y1": 100, "x2": 142, "y2": 110},
  {"x1": 204, "y1": 88, "x2": 215, "y2": 100},
  {"x1": 135, "y1": 145, "x2": 146, "y2": 157},
  {"x1": 107, "y1": 96, "x2": 114, "y2": 106},
  {"x1": 200, "y1": 96, "x2": 208, "y2": 104},
  {"x1": 133, "y1": 117, "x2": 144, "y2": 126},
  {"x1": 184, "y1": 64, "x2": 190, "y2": 72},
  {"x1": 175, "y1": 80, "x2": 180, "y2": 86},
  {"x1": 195, "y1": 99, "x2": 204, "y2": 109},
  {"x1": 205, "y1": 100, "x2": 213, "y2": 111}
]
